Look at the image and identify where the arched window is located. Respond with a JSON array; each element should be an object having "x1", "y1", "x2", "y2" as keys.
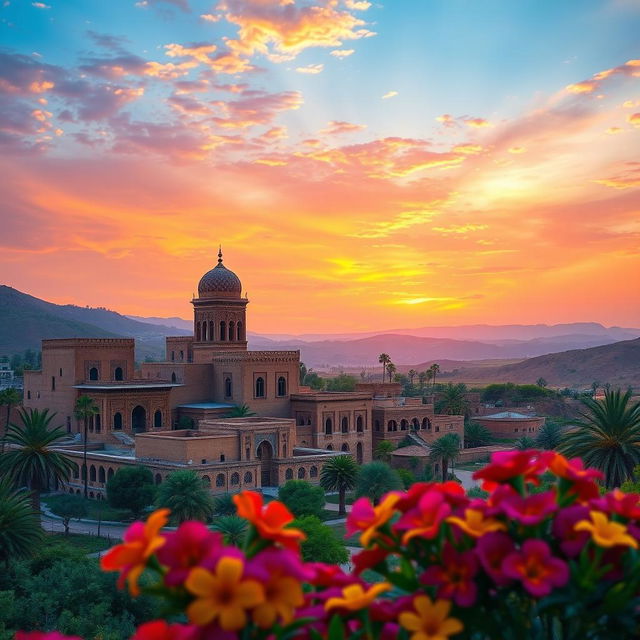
[
  {"x1": 114, "y1": 367, "x2": 123, "y2": 381},
  {"x1": 374, "y1": 419, "x2": 380, "y2": 431},
  {"x1": 220, "y1": 321, "x2": 226, "y2": 341},
  {"x1": 277, "y1": 376, "x2": 287, "y2": 397},
  {"x1": 73, "y1": 466, "x2": 79, "y2": 479},
  {"x1": 171, "y1": 372, "x2": 177, "y2": 383},
  {"x1": 98, "y1": 467, "x2": 105, "y2": 483},
  {"x1": 113, "y1": 412, "x2": 122, "y2": 430},
  {"x1": 325, "y1": 417, "x2": 333, "y2": 435},
  {"x1": 196, "y1": 323, "x2": 201, "y2": 341},
  {"x1": 89, "y1": 367, "x2": 99, "y2": 381},
  {"x1": 255, "y1": 377, "x2": 265, "y2": 398},
  {"x1": 387, "y1": 420, "x2": 397, "y2": 432},
  {"x1": 228, "y1": 321, "x2": 235, "y2": 341},
  {"x1": 341, "y1": 416, "x2": 349, "y2": 433},
  {"x1": 412, "y1": 418, "x2": 420, "y2": 430},
  {"x1": 209, "y1": 321, "x2": 214, "y2": 341},
  {"x1": 216, "y1": 474, "x2": 225, "y2": 487},
  {"x1": 310, "y1": 466, "x2": 318, "y2": 478},
  {"x1": 244, "y1": 471, "x2": 252, "y2": 484},
  {"x1": 341, "y1": 443, "x2": 349, "y2": 452},
  {"x1": 225, "y1": 377, "x2": 232, "y2": 398},
  {"x1": 202, "y1": 475, "x2": 211, "y2": 487},
  {"x1": 400, "y1": 419, "x2": 409, "y2": 431},
  {"x1": 422, "y1": 417, "x2": 431, "y2": 431},
  {"x1": 155, "y1": 473, "x2": 162, "y2": 485},
  {"x1": 356, "y1": 442, "x2": 363, "y2": 464},
  {"x1": 202, "y1": 322, "x2": 208, "y2": 341},
  {"x1": 298, "y1": 467, "x2": 306, "y2": 479},
  {"x1": 285, "y1": 468, "x2": 293, "y2": 480},
  {"x1": 231, "y1": 472, "x2": 240, "y2": 486},
  {"x1": 107, "y1": 468, "x2": 114, "y2": 480},
  {"x1": 356, "y1": 416, "x2": 364, "y2": 432},
  {"x1": 154, "y1": 410, "x2": 162, "y2": 428},
  {"x1": 326, "y1": 444, "x2": 333, "y2": 451},
  {"x1": 95, "y1": 414, "x2": 101, "y2": 433},
  {"x1": 297, "y1": 415, "x2": 305, "y2": 426},
  {"x1": 180, "y1": 350, "x2": 184, "y2": 361},
  {"x1": 90, "y1": 465, "x2": 96, "y2": 481},
  {"x1": 237, "y1": 322, "x2": 243, "y2": 340}
]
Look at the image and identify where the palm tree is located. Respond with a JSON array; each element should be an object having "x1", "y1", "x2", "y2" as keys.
[
  {"x1": 386, "y1": 362, "x2": 397, "y2": 382},
  {"x1": 211, "y1": 515, "x2": 247, "y2": 546},
  {"x1": 354, "y1": 461, "x2": 403, "y2": 505},
  {"x1": 515, "y1": 436, "x2": 537, "y2": 450},
  {"x1": 464, "y1": 422, "x2": 494, "y2": 448},
  {"x1": 213, "y1": 493, "x2": 236, "y2": 516},
  {"x1": 0, "y1": 476, "x2": 43, "y2": 566},
  {"x1": 320, "y1": 455, "x2": 359, "y2": 516},
  {"x1": 428, "y1": 433, "x2": 460, "y2": 482},
  {"x1": 227, "y1": 404, "x2": 256, "y2": 418},
  {"x1": 378, "y1": 353, "x2": 391, "y2": 382},
  {"x1": 535, "y1": 421, "x2": 563, "y2": 450},
  {"x1": 429, "y1": 363, "x2": 441, "y2": 392},
  {"x1": 0, "y1": 387, "x2": 21, "y2": 455},
  {"x1": 74, "y1": 395, "x2": 99, "y2": 499},
  {"x1": 418, "y1": 371, "x2": 427, "y2": 391},
  {"x1": 0, "y1": 408, "x2": 76, "y2": 511},
  {"x1": 408, "y1": 370, "x2": 417, "y2": 387},
  {"x1": 437, "y1": 383, "x2": 469, "y2": 416},
  {"x1": 560, "y1": 388, "x2": 640, "y2": 488},
  {"x1": 156, "y1": 470, "x2": 214, "y2": 524},
  {"x1": 374, "y1": 440, "x2": 396, "y2": 463}
]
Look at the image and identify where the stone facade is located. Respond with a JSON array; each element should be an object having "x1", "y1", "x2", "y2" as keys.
[{"x1": 475, "y1": 411, "x2": 545, "y2": 439}]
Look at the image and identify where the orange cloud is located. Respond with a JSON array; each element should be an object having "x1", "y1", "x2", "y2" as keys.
[
  {"x1": 565, "y1": 80, "x2": 599, "y2": 94},
  {"x1": 465, "y1": 117, "x2": 492, "y2": 128},
  {"x1": 566, "y1": 59, "x2": 640, "y2": 95},
  {"x1": 508, "y1": 146, "x2": 526, "y2": 153},
  {"x1": 628, "y1": 113, "x2": 640, "y2": 127},
  {"x1": 200, "y1": 13, "x2": 221, "y2": 22},
  {"x1": 453, "y1": 144, "x2": 483, "y2": 155},
  {"x1": 606, "y1": 127, "x2": 623, "y2": 134},
  {"x1": 330, "y1": 49, "x2": 355, "y2": 58},
  {"x1": 594, "y1": 162, "x2": 640, "y2": 189},
  {"x1": 320, "y1": 120, "x2": 366, "y2": 135},
  {"x1": 295, "y1": 63, "x2": 324, "y2": 74},
  {"x1": 344, "y1": 0, "x2": 371, "y2": 9}
]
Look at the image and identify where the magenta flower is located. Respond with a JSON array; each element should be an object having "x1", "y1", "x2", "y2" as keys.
[
  {"x1": 552, "y1": 504, "x2": 590, "y2": 557},
  {"x1": 502, "y1": 539, "x2": 569, "y2": 597},
  {"x1": 500, "y1": 490, "x2": 558, "y2": 526},
  {"x1": 394, "y1": 489, "x2": 451, "y2": 543},
  {"x1": 156, "y1": 521, "x2": 225, "y2": 586},
  {"x1": 130, "y1": 620, "x2": 198, "y2": 640},
  {"x1": 420, "y1": 543, "x2": 478, "y2": 606},
  {"x1": 475, "y1": 531, "x2": 515, "y2": 586}
]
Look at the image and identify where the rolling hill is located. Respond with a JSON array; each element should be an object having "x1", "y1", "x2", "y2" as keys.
[{"x1": 0, "y1": 286, "x2": 189, "y2": 360}]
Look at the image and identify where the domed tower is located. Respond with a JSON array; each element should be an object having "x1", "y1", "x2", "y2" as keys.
[{"x1": 191, "y1": 248, "x2": 248, "y2": 360}]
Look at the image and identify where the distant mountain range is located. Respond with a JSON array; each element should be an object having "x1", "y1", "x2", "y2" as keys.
[
  {"x1": 0, "y1": 286, "x2": 189, "y2": 360},
  {"x1": 1, "y1": 286, "x2": 638, "y2": 388}
]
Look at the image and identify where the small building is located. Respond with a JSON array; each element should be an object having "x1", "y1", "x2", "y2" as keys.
[{"x1": 475, "y1": 411, "x2": 545, "y2": 440}]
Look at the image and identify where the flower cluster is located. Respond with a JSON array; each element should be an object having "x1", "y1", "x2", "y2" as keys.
[{"x1": 19, "y1": 451, "x2": 640, "y2": 639}]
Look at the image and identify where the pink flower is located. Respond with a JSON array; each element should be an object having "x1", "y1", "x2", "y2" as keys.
[
  {"x1": 351, "y1": 547, "x2": 390, "y2": 576},
  {"x1": 591, "y1": 489, "x2": 640, "y2": 520},
  {"x1": 156, "y1": 522, "x2": 224, "y2": 586},
  {"x1": 394, "y1": 489, "x2": 451, "y2": 544},
  {"x1": 549, "y1": 454, "x2": 603, "y2": 501},
  {"x1": 346, "y1": 493, "x2": 399, "y2": 546},
  {"x1": 474, "y1": 450, "x2": 553, "y2": 492},
  {"x1": 552, "y1": 505, "x2": 590, "y2": 557},
  {"x1": 500, "y1": 490, "x2": 557, "y2": 526},
  {"x1": 307, "y1": 562, "x2": 357, "y2": 586},
  {"x1": 15, "y1": 634, "x2": 83, "y2": 640},
  {"x1": 474, "y1": 531, "x2": 515, "y2": 586},
  {"x1": 502, "y1": 539, "x2": 569, "y2": 597},
  {"x1": 130, "y1": 620, "x2": 197, "y2": 640},
  {"x1": 420, "y1": 543, "x2": 478, "y2": 606}
]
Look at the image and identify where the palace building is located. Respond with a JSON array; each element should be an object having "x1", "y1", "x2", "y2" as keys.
[{"x1": 23, "y1": 250, "x2": 463, "y2": 498}]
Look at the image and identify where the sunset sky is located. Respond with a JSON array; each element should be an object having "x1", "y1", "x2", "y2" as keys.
[{"x1": 1, "y1": 0, "x2": 639, "y2": 333}]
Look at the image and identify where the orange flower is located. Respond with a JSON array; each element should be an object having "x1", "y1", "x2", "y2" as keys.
[
  {"x1": 325, "y1": 582, "x2": 391, "y2": 612},
  {"x1": 446, "y1": 509, "x2": 506, "y2": 538},
  {"x1": 101, "y1": 508, "x2": 169, "y2": 596},
  {"x1": 347, "y1": 493, "x2": 400, "y2": 547},
  {"x1": 574, "y1": 511, "x2": 639, "y2": 549},
  {"x1": 185, "y1": 557, "x2": 265, "y2": 630},
  {"x1": 399, "y1": 595, "x2": 463, "y2": 640},
  {"x1": 233, "y1": 491, "x2": 305, "y2": 551}
]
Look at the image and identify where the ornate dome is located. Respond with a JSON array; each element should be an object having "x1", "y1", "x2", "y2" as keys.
[{"x1": 197, "y1": 249, "x2": 242, "y2": 298}]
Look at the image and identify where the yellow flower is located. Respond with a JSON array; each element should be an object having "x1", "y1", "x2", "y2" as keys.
[
  {"x1": 325, "y1": 582, "x2": 392, "y2": 612},
  {"x1": 253, "y1": 575, "x2": 304, "y2": 628},
  {"x1": 185, "y1": 557, "x2": 265, "y2": 630},
  {"x1": 359, "y1": 493, "x2": 400, "y2": 547},
  {"x1": 446, "y1": 509, "x2": 506, "y2": 538},
  {"x1": 399, "y1": 595, "x2": 463, "y2": 640},
  {"x1": 574, "y1": 511, "x2": 639, "y2": 549}
]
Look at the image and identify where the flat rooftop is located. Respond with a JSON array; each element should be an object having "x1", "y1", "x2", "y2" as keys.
[
  {"x1": 74, "y1": 382, "x2": 183, "y2": 390},
  {"x1": 178, "y1": 402, "x2": 235, "y2": 409}
]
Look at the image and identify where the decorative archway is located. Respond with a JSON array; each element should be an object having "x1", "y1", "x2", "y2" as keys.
[
  {"x1": 132, "y1": 405, "x2": 146, "y2": 433},
  {"x1": 257, "y1": 440, "x2": 274, "y2": 487}
]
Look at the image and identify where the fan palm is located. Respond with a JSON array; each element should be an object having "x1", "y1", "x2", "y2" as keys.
[
  {"x1": 535, "y1": 421, "x2": 563, "y2": 450},
  {"x1": 156, "y1": 470, "x2": 214, "y2": 524},
  {"x1": 213, "y1": 493, "x2": 237, "y2": 516},
  {"x1": 560, "y1": 388, "x2": 640, "y2": 488},
  {"x1": 0, "y1": 407, "x2": 76, "y2": 511},
  {"x1": 320, "y1": 455, "x2": 359, "y2": 515},
  {"x1": 354, "y1": 461, "x2": 403, "y2": 505},
  {"x1": 407, "y1": 369, "x2": 417, "y2": 386},
  {"x1": 374, "y1": 440, "x2": 395, "y2": 463},
  {"x1": 0, "y1": 476, "x2": 43, "y2": 566},
  {"x1": 74, "y1": 395, "x2": 99, "y2": 498},
  {"x1": 0, "y1": 387, "x2": 21, "y2": 455},
  {"x1": 211, "y1": 515, "x2": 247, "y2": 546},
  {"x1": 227, "y1": 403, "x2": 256, "y2": 418},
  {"x1": 429, "y1": 433, "x2": 461, "y2": 482},
  {"x1": 464, "y1": 422, "x2": 494, "y2": 448},
  {"x1": 515, "y1": 436, "x2": 537, "y2": 450},
  {"x1": 378, "y1": 353, "x2": 391, "y2": 383},
  {"x1": 437, "y1": 383, "x2": 469, "y2": 416}
]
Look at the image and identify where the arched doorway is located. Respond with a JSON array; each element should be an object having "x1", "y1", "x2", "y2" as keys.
[
  {"x1": 132, "y1": 406, "x2": 146, "y2": 433},
  {"x1": 356, "y1": 442, "x2": 363, "y2": 464},
  {"x1": 256, "y1": 440, "x2": 273, "y2": 487}
]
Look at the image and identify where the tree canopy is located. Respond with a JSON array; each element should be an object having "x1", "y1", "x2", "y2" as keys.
[
  {"x1": 106, "y1": 466, "x2": 156, "y2": 517},
  {"x1": 354, "y1": 461, "x2": 402, "y2": 504},
  {"x1": 278, "y1": 480, "x2": 325, "y2": 519},
  {"x1": 156, "y1": 470, "x2": 214, "y2": 524}
]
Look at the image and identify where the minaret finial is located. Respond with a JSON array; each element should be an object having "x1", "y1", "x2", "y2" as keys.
[{"x1": 217, "y1": 245, "x2": 223, "y2": 265}]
